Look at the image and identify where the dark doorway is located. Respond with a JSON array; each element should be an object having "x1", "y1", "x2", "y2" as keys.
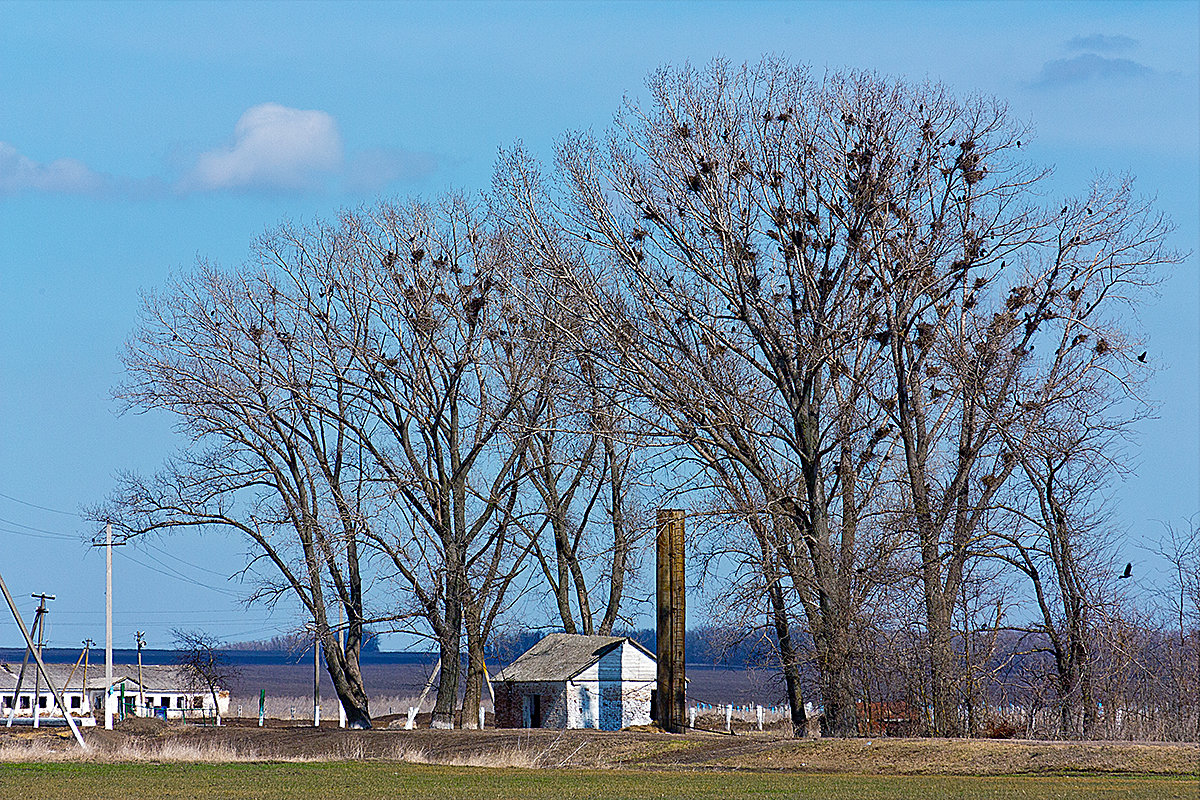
[{"x1": 529, "y1": 694, "x2": 542, "y2": 728}]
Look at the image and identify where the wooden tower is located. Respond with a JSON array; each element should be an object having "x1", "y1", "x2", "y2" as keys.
[{"x1": 655, "y1": 508, "x2": 685, "y2": 733}]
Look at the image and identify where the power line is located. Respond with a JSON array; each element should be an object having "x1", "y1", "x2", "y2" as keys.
[
  {"x1": 0, "y1": 492, "x2": 81, "y2": 518},
  {"x1": 118, "y1": 551, "x2": 242, "y2": 599},
  {"x1": 0, "y1": 526, "x2": 79, "y2": 542},
  {"x1": 51, "y1": 609, "x2": 238, "y2": 616},
  {"x1": 0, "y1": 516, "x2": 80, "y2": 539},
  {"x1": 143, "y1": 542, "x2": 234, "y2": 578}
]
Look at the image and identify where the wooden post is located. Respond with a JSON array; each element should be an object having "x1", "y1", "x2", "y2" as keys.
[
  {"x1": 82, "y1": 639, "x2": 93, "y2": 717},
  {"x1": 135, "y1": 631, "x2": 145, "y2": 717},
  {"x1": 30, "y1": 593, "x2": 53, "y2": 728},
  {"x1": 4, "y1": 610, "x2": 42, "y2": 728},
  {"x1": 656, "y1": 509, "x2": 685, "y2": 734},
  {"x1": 0, "y1": 572, "x2": 87, "y2": 748}
]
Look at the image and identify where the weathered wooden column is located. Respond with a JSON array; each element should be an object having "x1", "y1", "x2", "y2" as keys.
[{"x1": 656, "y1": 508, "x2": 686, "y2": 733}]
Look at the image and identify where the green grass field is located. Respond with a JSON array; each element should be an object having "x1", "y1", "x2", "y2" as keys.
[{"x1": 1, "y1": 762, "x2": 1197, "y2": 800}]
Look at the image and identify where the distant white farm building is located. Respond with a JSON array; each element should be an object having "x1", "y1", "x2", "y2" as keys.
[
  {"x1": 0, "y1": 662, "x2": 229, "y2": 723},
  {"x1": 492, "y1": 634, "x2": 656, "y2": 730}
]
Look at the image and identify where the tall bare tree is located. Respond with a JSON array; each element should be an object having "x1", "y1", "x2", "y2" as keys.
[
  {"x1": 827, "y1": 84, "x2": 1176, "y2": 733},
  {"x1": 100, "y1": 255, "x2": 377, "y2": 727},
  {"x1": 509, "y1": 324, "x2": 649, "y2": 636},
  {"x1": 324, "y1": 197, "x2": 547, "y2": 728},
  {"x1": 495, "y1": 60, "x2": 918, "y2": 736},
  {"x1": 496, "y1": 58, "x2": 1177, "y2": 737}
]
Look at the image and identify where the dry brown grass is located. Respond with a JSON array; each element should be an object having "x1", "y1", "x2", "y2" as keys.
[
  {"x1": 0, "y1": 726, "x2": 581, "y2": 769},
  {"x1": 705, "y1": 734, "x2": 1200, "y2": 776},
  {"x1": 2, "y1": 724, "x2": 1196, "y2": 776},
  {"x1": 0, "y1": 734, "x2": 266, "y2": 763}
]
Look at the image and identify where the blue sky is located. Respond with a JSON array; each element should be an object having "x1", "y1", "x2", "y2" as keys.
[{"x1": 1, "y1": 1, "x2": 1196, "y2": 649}]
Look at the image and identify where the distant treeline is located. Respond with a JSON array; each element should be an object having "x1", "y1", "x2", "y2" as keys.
[
  {"x1": 226, "y1": 630, "x2": 381, "y2": 655},
  {"x1": 484, "y1": 625, "x2": 768, "y2": 668}
]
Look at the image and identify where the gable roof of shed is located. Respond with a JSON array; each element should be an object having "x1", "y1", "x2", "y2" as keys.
[{"x1": 492, "y1": 633, "x2": 654, "y2": 683}]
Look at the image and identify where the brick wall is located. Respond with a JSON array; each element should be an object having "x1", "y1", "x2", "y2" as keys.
[{"x1": 493, "y1": 681, "x2": 568, "y2": 729}]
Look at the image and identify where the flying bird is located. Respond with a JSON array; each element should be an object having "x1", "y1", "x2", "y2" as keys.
[{"x1": 1120, "y1": 562, "x2": 1132, "y2": 579}]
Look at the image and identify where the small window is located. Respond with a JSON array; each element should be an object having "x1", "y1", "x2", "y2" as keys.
[
  {"x1": 193, "y1": 696, "x2": 204, "y2": 709},
  {"x1": 70, "y1": 696, "x2": 81, "y2": 709},
  {"x1": 20, "y1": 696, "x2": 30, "y2": 709},
  {"x1": 158, "y1": 697, "x2": 169, "y2": 708},
  {"x1": 2, "y1": 696, "x2": 11, "y2": 708},
  {"x1": 38, "y1": 696, "x2": 48, "y2": 709},
  {"x1": 146, "y1": 696, "x2": 155, "y2": 706}
]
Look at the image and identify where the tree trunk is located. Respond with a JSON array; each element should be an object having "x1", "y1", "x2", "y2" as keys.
[
  {"x1": 431, "y1": 563, "x2": 463, "y2": 729},
  {"x1": 767, "y1": 582, "x2": 808, "y2": 737},
  {"x1": 323, "y1": 629, "x2": 371, "y2": 729},
  {"x1": 817, "y1": 621, "x2": 857, "y2": 737},
  {"x1": 597, "y1": 439, "x2": 629, "y2": 637},
  {"x1": 431, "y1": 628, "x2": 460, "y2": 729},
  {"x1": 926, "y1": 599, "x2": 961, "y2": 737},
  {"x1": 461, "y1": 604, "x2": 485, "y2": 729}
]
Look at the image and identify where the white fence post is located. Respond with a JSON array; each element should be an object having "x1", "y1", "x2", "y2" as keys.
[
  {"x1": 479, "y1": 705, "x2": 486, "y2": 730},
  {"x1": 689, "y1": 706, "x2": 696, "y2": 729},
  {"x1": 757, "y1": 705, "x2": 763, "y2": 731},
  {"x1": 725, "y1": 704, "x2": 732, "y2": 733}
]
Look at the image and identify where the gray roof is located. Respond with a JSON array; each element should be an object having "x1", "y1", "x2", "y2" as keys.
[
  {"x1": 493, "y1": 634, "x2": 654, "y2": 683},
  {"x1": 0, "y1": 662, "x2": 208, "y2": 693}
]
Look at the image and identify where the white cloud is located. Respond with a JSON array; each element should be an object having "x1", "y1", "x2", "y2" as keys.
[
  {"x1": 180, "y1": 103, "x2": 343, "y2": 192},
  {"x1": 0, "y1": 142, "x2": 107, "y2": 195}
]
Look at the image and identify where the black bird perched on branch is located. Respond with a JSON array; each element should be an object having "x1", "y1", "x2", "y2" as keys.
[
  {"x1": 1137, "y1": 351, "x2": 1147, "y2": 363},
  {"x1": 1120, "y1": 562, "x2": 1132, "y2": 579}
]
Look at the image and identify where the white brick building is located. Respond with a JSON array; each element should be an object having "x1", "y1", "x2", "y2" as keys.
[
  {"x1": 1, "y1": 662, "x2": 228, "y2": 723},
  {"x1": 493, "y1": 634, "x2": 656, "y2": 730}
]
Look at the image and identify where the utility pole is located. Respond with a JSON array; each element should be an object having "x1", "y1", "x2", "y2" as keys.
[
  {"x1": 135, "y1": 631, "x2": 146, "y2": 717},
  {"x1": 30, "y1": 592, "x2": 54, "y2": 728},
  {"x1": 4, "y1": 605, "x2": 44, "y2": 728},
  {"x1": 82, "y1": 639, "x2": 94, "y2": 717},
  {"x1": 0, "y1": 571, "x2": 87, "y2": 748},
  {"x1": 93, "y1": 522, "x2": 125, "y2": 730},
  {"x1": 105, "y1": 523, "x2": 114, "y2": 729}
]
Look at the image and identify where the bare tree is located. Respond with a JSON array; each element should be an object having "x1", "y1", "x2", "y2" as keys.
[
  {"x1": 99, "y1": 254, "x2": 378, "y2": 727},
  {"x1": 495, "y1": 58, "x2": 1178, "y2": 738},
  {"x1": 998, "y1": 395, "x2": 1134, "y2": 740},
  {"x1": 173, "y1": 629, "x2": 238, "y2": 725},
  {"x1": 849, "y1": 104, "x2": 1175, "y2": 735},
  {"x1": 516, "y1": 341, "x2": 649, "y2": 636},
  {"x1": 495, "y1": 60, "x2": 918, "y2": 736},
  {"x1": 1154, "y1": 518, "x2": 1200, "y2": 740},
  {"x1": 325, "y1": 197, "x2": 548, "y2": 728}
]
